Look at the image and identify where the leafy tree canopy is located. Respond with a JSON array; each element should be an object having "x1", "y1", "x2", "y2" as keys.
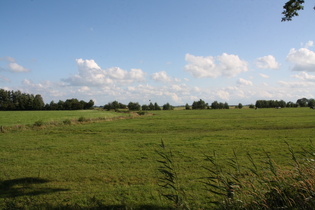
[{"x1": 282, "y1": 0, "x2": 314, "y2": 21}]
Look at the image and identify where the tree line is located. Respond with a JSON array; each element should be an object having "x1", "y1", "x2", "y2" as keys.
[
  {"x1": 184, "y1": 99, "x2": 230, "y2": 110},
  {"x1": 2, "y1": 89, "x2": 314, "y2": 111},
  {"x1": 0, "y1": 89, "x2": 94, "y2": 111},
  {"x1": 104, "y1": 101, "x2": 174, "y2": 111},
  {"x1": 255, "y1": 98, "x2": 315, "y2": 108}
]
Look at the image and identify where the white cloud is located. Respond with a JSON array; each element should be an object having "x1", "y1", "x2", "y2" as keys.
[
  {"x1": 151, "y1": 71, "x2": 172, "y2": 83},
  {"x1": 218, "y1": 53, "x2": 248, "y2": 77},
  {"x1": 292, "y1": 72, "x2": 315, "y2": 81},
  {"x1": 107, "y1": 67, "x2": 127, "y2": 79},
  {"x1": 64, "y1": 59, "x2": 146, "y2": 86},
  {"x1": 184, "y1": 54, "x2": 217, "y2": 78},
  {"x1": 259, "y1": 73, "x2": 270, "y2": 79},
  {"x1": 8, "y1": 63, "x2": 30, "y2": 72},
  {"x1": 286, "y1": 48, "x2": 315, "y2": 72},
  {"x1": 255, "y1": 55, "x2": 280, "y2": 69},
  {"x1": 237, "y1": 78, "x2": 253, "y2": 86},
  {"x1": 217, "y1": 90, "x2": 230, "y2": 101},
  {"x1": 128, "y1": 69, "x2": 146, "y2": 82},
  {"x1": 304, "y1": 41, "x2": 314, "y2": 48},
  {"x1": 76, "y1": 58, "x2": 101, "y2": 70},
  {"x1": 0, "y1": 57, "x2": 30, "y2": 73},
  {"x1": 184, "y1": 53, "x2": 248, "y2": 78},
  {"x1": 78, "y1": 86, "x2": 91, "y2": 93},
  {"x1": 22, "y1": 79, "x2": 67, "y2": 98},
  {"x1": 278, "y1": 80, "x2": 313, "y2": 88}
]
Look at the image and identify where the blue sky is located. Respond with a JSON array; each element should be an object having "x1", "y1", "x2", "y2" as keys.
[{"x1": 1, "y1": 0, "x2": 315, "y2": 106}]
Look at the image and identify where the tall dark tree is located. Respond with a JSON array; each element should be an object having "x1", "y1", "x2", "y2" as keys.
[
  {"x1": 85, "y1": 100, "x2": 94, "y2": 109},
  {"x1": 154, "y1": 102, "x2": 161, "y2": 110},
  {"x1": 185, "y1": 103, "x2": 190, "y2": 110},
  {"x1": 33, "y1": 94, "x2": 45, "y2": 110},
  {"x1": 149, "y1": 102, "x2": 155, "y2": 110}
]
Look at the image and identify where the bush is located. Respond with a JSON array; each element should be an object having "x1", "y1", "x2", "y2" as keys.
[
  {"x1": 137, "y1": 111, "x2": 146, "y2": 115},
  {"x1": 78, "y1": 116, "x2": 86, "y2": 122},
  {"x1": 33, "y1": 120, "x2": 44, "y2": 127},
  {"x1": 162, "y1": 103, "x2": 174, "y2": 110},
  {"x1": 63, "y1": 119, "x2": 71, "y2": 125}
]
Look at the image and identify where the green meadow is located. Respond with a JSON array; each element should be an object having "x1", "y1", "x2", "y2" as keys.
[
  {"x1": 0, "y1": 110, "x2": 129, "y2": 127},
  {"x1": 1, "y1": 108, "x2": 315, "y2": 208}
]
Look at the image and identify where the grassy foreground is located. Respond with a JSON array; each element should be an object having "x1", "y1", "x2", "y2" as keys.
[{"x1": 0, "y1": 108, "x2": 315, "y2": 209}]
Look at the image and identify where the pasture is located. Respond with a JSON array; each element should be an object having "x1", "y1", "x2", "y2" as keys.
[{"x1": 0, "y1": 108, "x2": 315, "y2": 208}]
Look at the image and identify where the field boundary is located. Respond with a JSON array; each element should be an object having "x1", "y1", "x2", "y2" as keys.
[{"x1": 0, "y1": 111, "x2": 151, "y2": 133}]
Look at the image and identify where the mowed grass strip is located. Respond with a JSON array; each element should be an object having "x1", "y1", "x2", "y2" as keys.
[
  {"x1": 0, "y1": 109, "x2": 129, "y2": 127},
  {"x1": 0, "y1": 108, "x2": 315, "y2": 208}
]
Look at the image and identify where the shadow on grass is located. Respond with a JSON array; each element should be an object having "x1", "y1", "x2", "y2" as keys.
[
  {"x1": 1, "y1": 178, "x2": 170, "y2": 209},
  {"x1": 0, "y1": 177, "x2": 69, "y2": 198}
]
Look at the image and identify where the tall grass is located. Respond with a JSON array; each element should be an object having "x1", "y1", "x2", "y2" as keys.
[
  {"x1": 156, "y1": 141, "x2": 315, "y2": 209},
  {"x1": 156, "y1": 140, "x2": 189, "y2": 209}
]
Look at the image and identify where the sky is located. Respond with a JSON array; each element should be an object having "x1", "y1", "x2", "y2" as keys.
[{"x1": 1, "y1": 0, "x2": 315, "y2": 106}]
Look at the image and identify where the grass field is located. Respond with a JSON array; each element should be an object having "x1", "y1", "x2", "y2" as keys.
[
  {"x1": 0, "y1": 109, "x2": 129, "y2": 127},
  {"x1": 1, "y1": 108, "x2": 315, "y2": 208}
]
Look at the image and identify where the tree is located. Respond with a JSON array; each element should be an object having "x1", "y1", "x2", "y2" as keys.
[
  {"x1": 308, "y1": 99, "x2": 315, "y2": 107},
  {"x1": 185, "y1": 103, "x2": 190, "y2": 110},
  {"x1": 148, "y1": 102, "x2": 155, "y2": 110},
  {"x1": 296, "y1": 98, "x2": 308, "y2": 107},
  {"x1": 142, "y1": 104, "x2": 149, "y2": 111},
  {"x1": 104, "y1": 100, "x2": 123, "y2": 110},
  {"x1": 163, "y1": 103, "x2": 174, "y2": 110},
  {"x1": 85, "y1": 99, "x2": 94, "y2": 109},
  {"x1": 211, "y1": 101, "x2": 219, "y2": 109},
  {"x1": 57, "y1": 100, "x2": 65, "y2": 110},
  {"x1": 33, "y1": 94, "x2": 45, "y2": 110},
  {"x1": 154, "y1": 102, "x2": 161, "y2": 110},
  {"x1": 282, "y1": 0, "x2": 315, "y2": 21},
  {"x1": 128, "y1": 102, "x2": 141, "y2": 111},
  {"x1": 238, "y1": 103, "x2": 243, "y2": 109},
  {"x1": 192, "y1": 99, "x2": 208, "y2": 109},
  {"x1": 249, "y1": 104, "x2": 255, "y2": 109}
]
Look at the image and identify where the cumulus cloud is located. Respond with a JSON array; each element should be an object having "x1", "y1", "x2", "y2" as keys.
[
  {"x1": 22, "y1": 79, "x2": 67, "y2": 98},
  {"x1": 304, "y1": 41, "x2": 314, "y2": 48},
  {"x1": 292, "y1": 72, "x2": 315, "y2": 81},
  {"x1": 151, "y1": 71, "x2": 172, "y2": 83},
  {"x1": 8, "y1": 62, "x2": 30, "y2": 72},
  {"x1": 184, "y1": 53, "x2": 248, "y2": 78},
  {"x1": 218, "y1": 53, "x2": 248, "y2": 77},
  {"x1": 0, "y1": 56, "x2": 30, "y2": 72},
  {"x1": 76, "y1": 58, "x2": 101, "y2": 70},
  {"x1": 237, "y1": 78, "x2": 253, "y2": 86},
  {"x1": 255, "y1": 55, "x2": 280, "y2": 69},
  {"x1": 64, "y1": 59, "x2": 146, "y2": 86},
  {"x1": 286, "y1": 48, "x2": 315, "y2": 72}
]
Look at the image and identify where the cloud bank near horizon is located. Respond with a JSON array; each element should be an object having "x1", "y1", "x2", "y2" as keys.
[{"x1": 1, "y1": 42, "x2": 315, "y2": 106}]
